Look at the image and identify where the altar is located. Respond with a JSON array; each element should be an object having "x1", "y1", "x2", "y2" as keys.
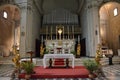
[
  {"x1": 43, "y1": 54, "x2": 75, "y2": 68},
  {"x1": 45, "y1": 39, "x2": 75, "y2": 54}
]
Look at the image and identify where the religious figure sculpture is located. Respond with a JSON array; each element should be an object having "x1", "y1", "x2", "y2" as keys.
[
  {"x1": 40, "y1": 44, "x2": 45, "y2": 57},
  {"x1": 77, "y1": 43, "x2": 81, "y2": 56}
]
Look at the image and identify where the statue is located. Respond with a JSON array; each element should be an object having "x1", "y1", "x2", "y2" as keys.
[
  {"x1": 40, "y1": 44, "x2": 45, "y2": 57},
  {"x1": 77, "y1": 43, "x2": 81, "y2": 56}
]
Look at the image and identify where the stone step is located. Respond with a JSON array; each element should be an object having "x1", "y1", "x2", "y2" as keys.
[
  {"x1": 35, "y1": 57, "x2": 120, "y2": 67},
  {"x1": 36, "y1": 58, "x2": 84, "y2": 66},
  {"x1": 54, "y1": 61, "x2": 65, "y2": 65}
]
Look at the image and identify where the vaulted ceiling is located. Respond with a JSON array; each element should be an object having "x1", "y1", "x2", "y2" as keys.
[
  {"x1": 0, "y1": 0, "x2": 14, "y2": 5},
  {"x1": 34, "y1": 0, "x2": 84, "y2": 14}
]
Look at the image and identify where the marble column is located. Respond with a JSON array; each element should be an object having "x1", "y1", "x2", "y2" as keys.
[
  {"x1": 16, "y1": 0, "x2": 33, "y2": 58},
  {"x1": 86, "y1": 0, "x2": 101, "y2": 57}
]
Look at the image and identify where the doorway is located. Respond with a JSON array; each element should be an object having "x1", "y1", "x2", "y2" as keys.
[{"x1": 81, "y1": 38, "x2": 86, "y2": 56}]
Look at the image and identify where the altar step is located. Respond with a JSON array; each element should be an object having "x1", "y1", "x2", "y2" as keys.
[
  {"x1": 36, "y1": 58, "x2": 85, "y2": 66},
  {"x1": 53, "y1": 59, "x2": 65, "y2": 67}
]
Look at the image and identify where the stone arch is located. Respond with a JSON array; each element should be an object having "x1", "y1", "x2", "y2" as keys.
[
  {"x1": 0, "y1": 4, "x2": 20, "y2": 56},
  {"x1": 99, "y1": 1, "x2": 120, "y2": 55},
  {"x1": 99, "y1": 0, "x2": 120, "y2": 9}
]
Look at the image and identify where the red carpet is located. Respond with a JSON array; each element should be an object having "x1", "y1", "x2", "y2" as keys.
[
  {"x1": 53, "y1": 59, "x2": 65, "y2": 66},
  {"x1": 19, "y1": 66, "x2": 89, "y2": 79}
]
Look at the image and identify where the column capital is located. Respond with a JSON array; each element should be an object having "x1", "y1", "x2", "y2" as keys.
[
  {"x1": 86, "y1": 0, "x2": 103, "y2": 9},
  {"x1": 15, "y1": 0, "x2": 33, "y2": 11},
  {"x1": 19, "y1": 4, "x2": 32, "y2": 11}
]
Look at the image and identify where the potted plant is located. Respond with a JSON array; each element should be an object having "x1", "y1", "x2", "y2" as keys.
[
  {"x1": 21, "y1": 61, "x2": 34, "y2": 79},
  {"x1": 83, "y1": 59, "x2": 99, "y2": 79}
]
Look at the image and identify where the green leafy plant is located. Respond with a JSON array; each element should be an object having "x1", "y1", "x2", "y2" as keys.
[
  {"x1": 70, "y1": 50, "x2": 76, "y2": 55},
  {"x1": 83, "y1": 59, "x2": 99, "y2": 73},
  {"x1": 44, "y1": 48, "x2": 49, "y2": 54},
  {"x1": 21, "y1": 61, "x2": 34, "y2": 74}
]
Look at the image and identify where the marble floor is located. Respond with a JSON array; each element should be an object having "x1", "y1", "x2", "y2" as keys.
[{"x1": 0, "y1": 56, "x2": 120, "y2": 80}]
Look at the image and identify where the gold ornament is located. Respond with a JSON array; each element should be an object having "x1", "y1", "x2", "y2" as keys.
[
  {"x1": 40, "y1": 44, "x2": 45, "y2": 56},
  {"x1": 12, "y1": 45, "x2": 20, "y2": 69},
  {"x1": 95, "y1": 44, "x2": 102, "y2": 65},
  {"x1": 77, "y1": 43, "x2": 81, "y2": 56}
]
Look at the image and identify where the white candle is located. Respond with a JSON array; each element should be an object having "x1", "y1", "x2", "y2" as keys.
[
  {"x1": 72, "y1": 25, "x2": 74, "y2": 39},
  {"x1": 41, "y1": 35, "x2": 43, "y2": 42},
  {"x1": 67, "y1": 26, "x2": 69, "y2": 39},
  {"x1": 46, "y1": 26, "x2": 48, "y2": 40},
  {"x1": 51, "y1": 26, "x2": 52, "y2": 40},
  {"x1": 56, "y1": 26, "x2": 57, "y2": 40},
  {"x1": 78, "y1": 35, "x2": 80, "y2": 42},
  {"x1": 63, "y1": 26, "x2": 64, "y2": 40}
]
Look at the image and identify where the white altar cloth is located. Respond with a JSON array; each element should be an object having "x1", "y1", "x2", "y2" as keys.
[{"x1": 43, "y1": 54, "x2": 75, "y2": 68}]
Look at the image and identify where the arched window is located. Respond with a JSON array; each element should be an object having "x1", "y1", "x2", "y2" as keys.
[
  {"x1": 3, "y1": 11, "x2": 8, "y2": 19},
  {"x1": 114, "y1": 8, "x2": 118, "y2": 16}
]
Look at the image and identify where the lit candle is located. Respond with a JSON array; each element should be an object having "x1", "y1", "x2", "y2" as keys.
[{"x1": 72, "y1": 25, "x2": 74, "y2": 39}]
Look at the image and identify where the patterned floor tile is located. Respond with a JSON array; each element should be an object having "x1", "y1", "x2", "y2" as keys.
[{"x1": 0, "y1": 57, "x2": 119, "y2": 80}]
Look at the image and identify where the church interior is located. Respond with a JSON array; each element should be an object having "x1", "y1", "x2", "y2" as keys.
[{"x1": 0, "y1": 0, "x2": 120, "y2": 80}]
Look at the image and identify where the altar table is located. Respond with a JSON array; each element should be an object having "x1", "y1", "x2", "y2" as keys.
[{"x1": 43, "y1": 54, "x2": 75, "y2": 68}]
